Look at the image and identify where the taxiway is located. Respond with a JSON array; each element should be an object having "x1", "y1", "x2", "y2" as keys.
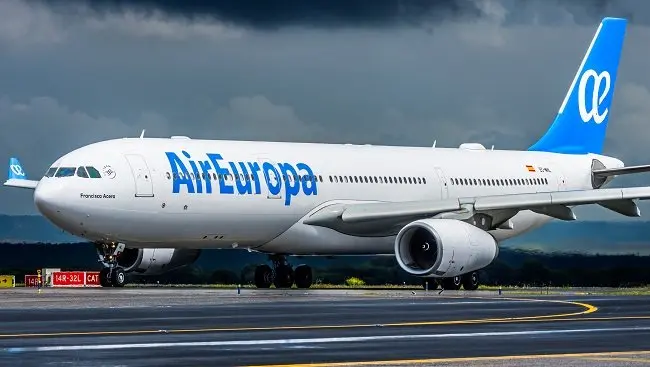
[{"x1": 0, "y1": 288, "x2": 649, "y2": 366}]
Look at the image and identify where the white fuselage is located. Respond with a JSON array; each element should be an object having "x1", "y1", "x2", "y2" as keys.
[{"x1": 32, "y1": 137, "x2": 620, "y2": 255}]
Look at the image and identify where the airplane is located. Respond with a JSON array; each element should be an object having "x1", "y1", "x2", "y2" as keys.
[{"x1": 5, "y1": 17, "x2": 650, "y2": 290}]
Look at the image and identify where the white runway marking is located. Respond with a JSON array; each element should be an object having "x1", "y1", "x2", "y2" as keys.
[{"x1": 6, "y1": 326, "x2": 650, "y2": 353}]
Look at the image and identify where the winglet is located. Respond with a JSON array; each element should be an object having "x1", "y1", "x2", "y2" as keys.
[{"x1": 4, "y1": 157, "x2": 39, "y2": 189}]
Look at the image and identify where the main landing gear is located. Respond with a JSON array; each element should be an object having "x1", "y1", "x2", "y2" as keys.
[
  {"x1": 95, "y1": 242, "x2": 127, "y2": 287},
  {"x1": 422, "y1": 271, "x2": 480, "y2": 291},
  {"x1": 254, "y1": 255, "x2": 313, "y2": 289}
]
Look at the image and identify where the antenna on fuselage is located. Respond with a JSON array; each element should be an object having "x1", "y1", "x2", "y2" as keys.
[
  {"x1": 491, "y1": 145, "x2": 494, "y2": 150},
  {"x1": 432, "y1": 140, "x2": 437, "y2": 148},
  {"x1": 139, "y1": 129, "x2": 146, "y2": 139}
]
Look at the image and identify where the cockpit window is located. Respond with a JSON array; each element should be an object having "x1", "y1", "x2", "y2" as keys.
[
  {"x1": 85, "y1": 166, "x2": 102, "y2": 178},
  {"x1": 55, "y1": 167, "x2": 76, "y2": 177},
  {"x1": 44, "y1": 167, "x2": 57, "y2": 178},
  {"x1": 76, "y1": 166, "x2": 89, "y2": 178}
]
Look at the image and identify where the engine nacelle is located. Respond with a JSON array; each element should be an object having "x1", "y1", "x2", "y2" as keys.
[
  {"x1": 394, "y1": 219, "x2": 498, "y2": 278},
  {"x1": 115, "y1": 248, "x2": 201, "y2": 275}
]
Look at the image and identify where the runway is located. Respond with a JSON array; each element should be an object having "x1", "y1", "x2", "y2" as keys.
[{"x1": 0, "y1": 288, "x2": 649, "y2": 366}]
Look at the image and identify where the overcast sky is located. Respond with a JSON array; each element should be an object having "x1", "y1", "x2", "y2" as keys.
[{"x1": 2, "y1": 0, "x2": 650, "y2": 221}]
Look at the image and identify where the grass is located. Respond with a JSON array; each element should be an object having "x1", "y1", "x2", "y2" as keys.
[{"x1": 7, "y1": 282, "x2": 650, "y2": 296}]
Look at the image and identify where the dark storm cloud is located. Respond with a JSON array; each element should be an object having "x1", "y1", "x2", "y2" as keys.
[
  {"x1": 2, "y1": 0, "x2": 650, "y2": 220},
  {"x1": 40, "y1": 0, "x2": 482, "y2": 29},
  {"x1": 41, "y1": 0, "x2": 650, "y2": 29},
  {"x1": 38, "y1": 0, "x2": 650, "y2": 29}
]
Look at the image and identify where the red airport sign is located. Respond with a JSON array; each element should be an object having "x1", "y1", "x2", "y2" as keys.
[
  {"x1": 24, "y1": 275, "x2": 39, "y2": 287},
  {"x1": 85, "y1": 271, "x2": 100, "y2": 287},
  {"x1": 51, "y1": 271, "x2": 86, "y2": 287}
]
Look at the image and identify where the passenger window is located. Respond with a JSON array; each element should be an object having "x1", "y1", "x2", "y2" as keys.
[
  {"x1": 76, "y1": 167, "x2": 89, "y2": 178},
  {"x1": 85, "y1": 166, "x2": 102, "y2": 178},
  {"x1": 55, "y1": 167, "x2": 76, "y2": 177}
]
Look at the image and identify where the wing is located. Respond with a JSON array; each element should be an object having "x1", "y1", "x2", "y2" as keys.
[
  {"x1": 3, "y1": 157, "x2": 40, "y2": 190},
  {"x1": 303, "y1": 186, "x2": 650, "y2": 237}
]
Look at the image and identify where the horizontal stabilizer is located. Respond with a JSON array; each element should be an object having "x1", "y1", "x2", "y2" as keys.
[
  {"x1": 593, "y1": 164, "x2": 650, "y2": 177},
  {"x1": 3, "y1": 178, "x2": 39, "y2": 189}
]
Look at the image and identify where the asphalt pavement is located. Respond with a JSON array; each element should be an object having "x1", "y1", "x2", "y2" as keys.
[{"x1": 0, "y1": 288, "x2": 648, "y2": 366}]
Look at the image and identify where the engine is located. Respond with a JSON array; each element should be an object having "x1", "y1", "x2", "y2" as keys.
[
  {"x1": 394, "y1": 219, "x2": 498, "y2": 278},
  {"x1": 114, "y1": 248, "x2": 201, "y2": 275}
]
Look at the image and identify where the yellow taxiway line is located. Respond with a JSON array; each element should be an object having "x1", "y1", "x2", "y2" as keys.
[
  {"x1": 0, "y1": 296, "x2": 597, "y2": 339},
  {"x1": 246, "y1": 350, "x2": 650, "y2": 367}
]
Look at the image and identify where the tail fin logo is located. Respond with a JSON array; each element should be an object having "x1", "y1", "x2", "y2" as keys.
[
  {"x1": 578, "y1": 68, "x2": 611, "y2": 124},
  {"x1": 9, "y1": 164, "x2": 25, "y2": 178}
]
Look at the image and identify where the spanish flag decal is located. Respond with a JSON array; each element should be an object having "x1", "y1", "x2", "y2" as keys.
[{"x1": 526, "y1": 165, "x2": 536, "y2": 172}]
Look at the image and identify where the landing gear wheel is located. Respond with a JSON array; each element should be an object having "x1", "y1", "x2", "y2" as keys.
[
  {"x1": 422, "y1": 279, "x2": 438, "y2": 290},
  {"x1": 99, "y1": 268, "x2": 112, "y2": 287},
  {"x1": 442, "y1": 276, "x2": 462, "y2": 290},
  {"x1": 294, "y1": 265, "x2": 313, "y2": 289},
  {"x1": 274, "y1": 265, "x2": 294, "y2": 288},
  {"x1": 462, "y1": 271, "x2": 479, "y2": 290},
  {"x1": 111, "y1": 267, "x2": 126, "y2": 287},
  {"x1": 255, "y1": 265, "x2": 273, "y2": 288},
  {"x1": 96, "y1": 242, "x2": 129, "y2": 287}
]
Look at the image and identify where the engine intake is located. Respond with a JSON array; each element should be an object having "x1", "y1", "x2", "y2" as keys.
[{"x1": 394, "y1": 219, "x2": 498, "y2": 277}]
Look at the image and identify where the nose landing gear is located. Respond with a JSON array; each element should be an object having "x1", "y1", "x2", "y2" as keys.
[{"x1": 96, "y1": 242, "x2": 128, "y2": 287}]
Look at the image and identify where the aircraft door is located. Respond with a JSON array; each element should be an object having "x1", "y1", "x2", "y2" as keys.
[
  {"x1": 124, "y1": 154, "x2": 154, "y2": 197},
  {"x1": 433, "y1": 167, "x2": 449, "y2": 199},
  {"x1": 256, "y1": 157, "x2": 282, "y2": 200},
  {"x1": 558, "y1": 174, "x2": 567, "y2": 191}
]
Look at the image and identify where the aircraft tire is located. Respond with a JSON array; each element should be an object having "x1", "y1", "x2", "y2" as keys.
[
  {"x1": 273, "y1": 265, "x2": 294, "y2": 288},
  {"x1": 111, "y1": 267, "x2": 126, "y2": 287},
  {"x1": 462, "y1": 271, "x2": 479, "y2": 290},
  {"x1": 442, "y1": 276, "x2": 462, "y2": 290},
  {"x1": 254, "y1": 264, "x2": 273, "y2": 288},
  {"x1": 99, "y1": 268, "x2": 112, "y2": 287},
  {"x1": 294, "y1": 265, "x2": 312, "y2": 289}
]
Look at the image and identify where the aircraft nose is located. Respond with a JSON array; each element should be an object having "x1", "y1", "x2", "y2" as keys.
[{"x1": 34, "y1": 182, "x2": 64, "y2": 218}]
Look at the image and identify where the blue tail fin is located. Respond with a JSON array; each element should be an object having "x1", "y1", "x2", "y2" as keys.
[
  {"x1": 528, "y1": 17, "x2": 627, "y2": 155},
  {"x1": 8, "y1": 157, "x2": 27, "y2": 180}
]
